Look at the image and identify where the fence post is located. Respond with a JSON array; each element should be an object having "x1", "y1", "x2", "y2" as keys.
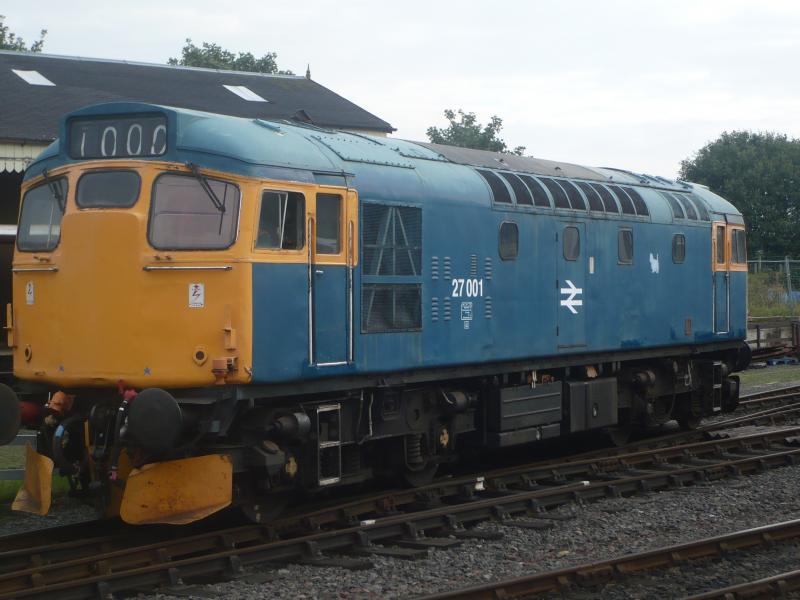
[{"x1": 786, "y1": 256, "x2": 793, "y2": 304}]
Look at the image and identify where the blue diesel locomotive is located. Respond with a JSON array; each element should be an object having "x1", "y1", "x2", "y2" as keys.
[{"x1": 2, "y1": 102, "x2": 748, "y2": 523}]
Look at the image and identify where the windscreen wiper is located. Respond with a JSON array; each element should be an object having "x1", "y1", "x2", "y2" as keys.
[
  {"x1": 186, "y1": 162, "x2": 226, "y2": 214},
  {"x1": 41, "y1": 169, "x2": 66, "y2": 212}
]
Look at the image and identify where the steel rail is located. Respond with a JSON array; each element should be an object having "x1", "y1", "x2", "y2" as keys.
[
  {"x1": 683, "y1": 568, "x2": 800, "y2": 599},
  {"x1": 415, "y1": 518, "x2": 800, "y2": 599},
  {"x1": 740, "y1": 384, "x2": 800, "y2": 400},
  {"x1": 3, "y1": 431, "x2": 800, "y2": 599}
]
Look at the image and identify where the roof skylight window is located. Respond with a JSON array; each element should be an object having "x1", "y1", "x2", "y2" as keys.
[
  {"x1": 12, "y1": 69, "x2": 55, "y2": 86},
  {"x1": 223, "y1": 85, "x2": 268, "y2": 102}
]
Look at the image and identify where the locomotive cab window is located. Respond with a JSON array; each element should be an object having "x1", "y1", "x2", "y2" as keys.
[
  {"x1": 499, "y1": 222, "x2": 519, "y2": 260},
  {"x1": 618, "y1": 228, "x2": 633, "y2": 264},
  {"x1": 76, "y1": 170, "x2": 140, "y2": 208},
  {"x1": 149, "y1": 173, "x2": 240, "y2": 250},
  {"x1": 563, "y1": 225, "x2": 580, "y2": 260},
  {"x1": 731, "y1": 228, "x2": 747, "y2": 264},
  {"x1": 715, "y1": 225, "x2": 726, "y2": 265},
  {"x1": 672, "y1": 234, "x2": 686, "y2": 263},
  {"x1": 316, "y1": 194, "x2": 342, "y2": 254},
  {"x1": 256, "y1": 190, "x2": 305, "y2": 250},
  {"x1": 17, "y1": 177, "x2": 67, "y2": 252}
]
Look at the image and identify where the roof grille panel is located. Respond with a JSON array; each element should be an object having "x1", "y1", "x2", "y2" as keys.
[
  {"x1": 475, "y1": 169, "x2": 512, "y2": 204},
  {"x1": 621, "y1": 186, "x2": 649, "y2": 216},
  {"x1": 498, "y1": 172, "x2": 533, "y2": 205},
  {"x1": 518, "y1": 174, "x2": 552, "y2": 208}
]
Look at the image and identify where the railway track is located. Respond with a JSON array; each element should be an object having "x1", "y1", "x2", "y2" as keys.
[
  {"x1": 3, "y1": 425, "x2": 800, "y2": 599},
  {"x1": 684, "y1": 569, "x2": 800, "y2": 599},
  {"x1": 3, "y1": 382, "x2": 800, "y2": 599},
  {"x1": 1, "y1": 391, "x2": 797, "y2": 565},
  {"x1": 416, "y1": 518, "x2": 800, "y2": 599}
]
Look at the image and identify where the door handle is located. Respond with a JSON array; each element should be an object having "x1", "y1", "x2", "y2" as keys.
[{"x1": 315, "y1": 269, "x2": 324, "y2": 275}]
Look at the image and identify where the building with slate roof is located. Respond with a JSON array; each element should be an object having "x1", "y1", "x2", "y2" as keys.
[
  {"x1": 0, "y1": 50, "x2": 393, "y2": 216},
  {"x1": 0, "y1": 51, "x2": 394, "y2": 372}
]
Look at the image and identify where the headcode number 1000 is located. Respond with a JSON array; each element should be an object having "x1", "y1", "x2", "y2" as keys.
[{"x1": 451, "y1": 278, "x2": 484, "y2": 298}]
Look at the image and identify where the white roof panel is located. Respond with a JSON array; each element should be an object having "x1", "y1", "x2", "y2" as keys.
[
  {"x1": 222, "y1": 85, "x2": 268, "y2": 102},
  {"x1": 11, "y1": 69, "x2": 55, "y2": 86}
]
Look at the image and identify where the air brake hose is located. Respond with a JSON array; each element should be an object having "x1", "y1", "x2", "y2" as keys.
[
  {"x1": 51, "y1": 414, "x2": 84, "y2": 476},
  {"x1": 108, "y1": 397, "x2": 132, "y2": 481}
]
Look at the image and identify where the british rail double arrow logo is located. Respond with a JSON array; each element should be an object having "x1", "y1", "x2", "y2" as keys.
[{"x1": 560, "y1": 280, "x2": 583, "y2": 314}]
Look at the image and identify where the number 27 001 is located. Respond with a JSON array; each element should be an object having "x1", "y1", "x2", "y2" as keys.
[{"x1": 451, "y1": 278, "x2": 484, "y2": 298}]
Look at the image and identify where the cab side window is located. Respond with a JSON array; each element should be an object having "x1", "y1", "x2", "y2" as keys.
[
  {"x1": 672, "y1": 234, "x2": 686, "y2": 263},
  {"x1": 563, "y1": 226, "x2": 580, "y2": 260},
  {"x1": 316, "y1": 194, "x2": 342, "y2": 254},
  {"x1": 256, "y1": 191, "x2": 305, "y2": 250},
  {"x1": 618, "y1": 228, "x2": 633, "y2": 264},
  {"x1": 731, "y1": 229, "x2": 747, "y2": 264},
  {"x1": 715, "y1": 225, "x2": 726, "y2": 264},
  {"x1": 499, "y1": 222, "x2": 519, "y2": 260}
]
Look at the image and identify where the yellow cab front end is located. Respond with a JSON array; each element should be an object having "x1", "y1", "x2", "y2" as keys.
[
  {"x1": 11, "y1": 160, "x2": 253, "y2": 389},
  {"x1": 7, "y1": 155, "x2": 255, "y2": 524}
]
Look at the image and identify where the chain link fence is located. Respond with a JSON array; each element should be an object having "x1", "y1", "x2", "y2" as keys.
[{"x1": 749, "y1": 258, "x2": 800, "y2": 315}]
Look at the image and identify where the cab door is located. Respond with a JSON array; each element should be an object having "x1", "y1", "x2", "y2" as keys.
[
  {"x1": 712, "y1": 222, "x2": 729, "y2": 334},
  {"x1": 309, "y1": 190, "x2": 355, "y2": 366},
  {"x1": 557, "y1": 222, "x2": 586, "y2": 349}
]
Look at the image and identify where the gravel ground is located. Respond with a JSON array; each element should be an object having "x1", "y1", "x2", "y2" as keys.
[
  {"x1": 144, "y1": 450, "x2": 800, "y2": 600},
  {"x1": 0, "y1": 495, "x2": 96, "y2": 537},
  {"x1": 591, "y1": 541, "x2": 800, "y2": 599}
]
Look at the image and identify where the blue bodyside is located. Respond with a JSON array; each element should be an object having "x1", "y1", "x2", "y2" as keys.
[{"x1": 31, "y1": 103, "x2": 748, "y2": 385}]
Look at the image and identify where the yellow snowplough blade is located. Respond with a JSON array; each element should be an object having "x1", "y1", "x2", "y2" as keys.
[
  {"x1": 12, "y1": 444, "x2": 54, "y2": 516},
  {"x1": 120, "y1": 454, "x2": 233, "y2": 525}
]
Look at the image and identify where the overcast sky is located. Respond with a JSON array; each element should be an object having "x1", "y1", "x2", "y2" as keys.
[{"x1": 5, "y1": 0, "x2": 800, "y2": 177}]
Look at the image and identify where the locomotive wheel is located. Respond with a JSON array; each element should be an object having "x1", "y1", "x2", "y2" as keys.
[
  {"x1": 240, "y1": 492, "x2": 294, "y2": 524},
  {"x1": 607, "y1": 427, "x2": 632, "y2": 447},
  {"x1": 677, "y1": 415, "x2": 702, "y2": 430},
  {"x1": 401, "y1": 462, "x2": 439, "y2": 487}
]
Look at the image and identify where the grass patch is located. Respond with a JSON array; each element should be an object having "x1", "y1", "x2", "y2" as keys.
[
  {"x1": 739, "y1": 364, "x2": 800, "y2": 388},
  {"x1": 749, "y1": 272, "x2": 800, "y2": 317},
  {"x1": 0, "y1": 440, "x2": 72, "y2": 503},
  {"x1": 0, "y1": 445, "x2": 24, "y2": 470},
  {"x1": 0, "y1": 477, "x2": 71, "y2": 503}
]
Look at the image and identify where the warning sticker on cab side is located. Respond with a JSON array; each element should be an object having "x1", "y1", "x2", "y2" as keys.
[{"x1": 189, "y1": 283, "x2": 205, "y2": 308}]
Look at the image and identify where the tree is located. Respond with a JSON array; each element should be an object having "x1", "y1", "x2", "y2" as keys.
[
  {"x1": 168, "y1": 39, "x2": 293, "y2": 75},
  {"x1": 679, "y1": 131, "x2": 800, "y2": 258},
  {"x1": 427, "y1": 109, "x2": 525, "y2": 155},
  {"x1": 0, "y1": 15, "x2": 46, "y2": 52}
]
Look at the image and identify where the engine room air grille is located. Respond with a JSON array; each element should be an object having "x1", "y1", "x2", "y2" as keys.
[
  {"x1": 362, "y1": 204, "x2": 422, "y2": 276},
  {"x1": 659, "y1": 191, "x2": 709, "y2": 221},
  {"x1": 688, "y1": 194, "x2": 711, "y2": 220},
  {"x1": 362, "y1": 284, "x2": 422, "y2": 332},
  {"x1": 475, "y1": 167, "x2": 655, "y2": 219},
  {"x1": 661, "y1": 190, "x2": 685, "y2": 219}
]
